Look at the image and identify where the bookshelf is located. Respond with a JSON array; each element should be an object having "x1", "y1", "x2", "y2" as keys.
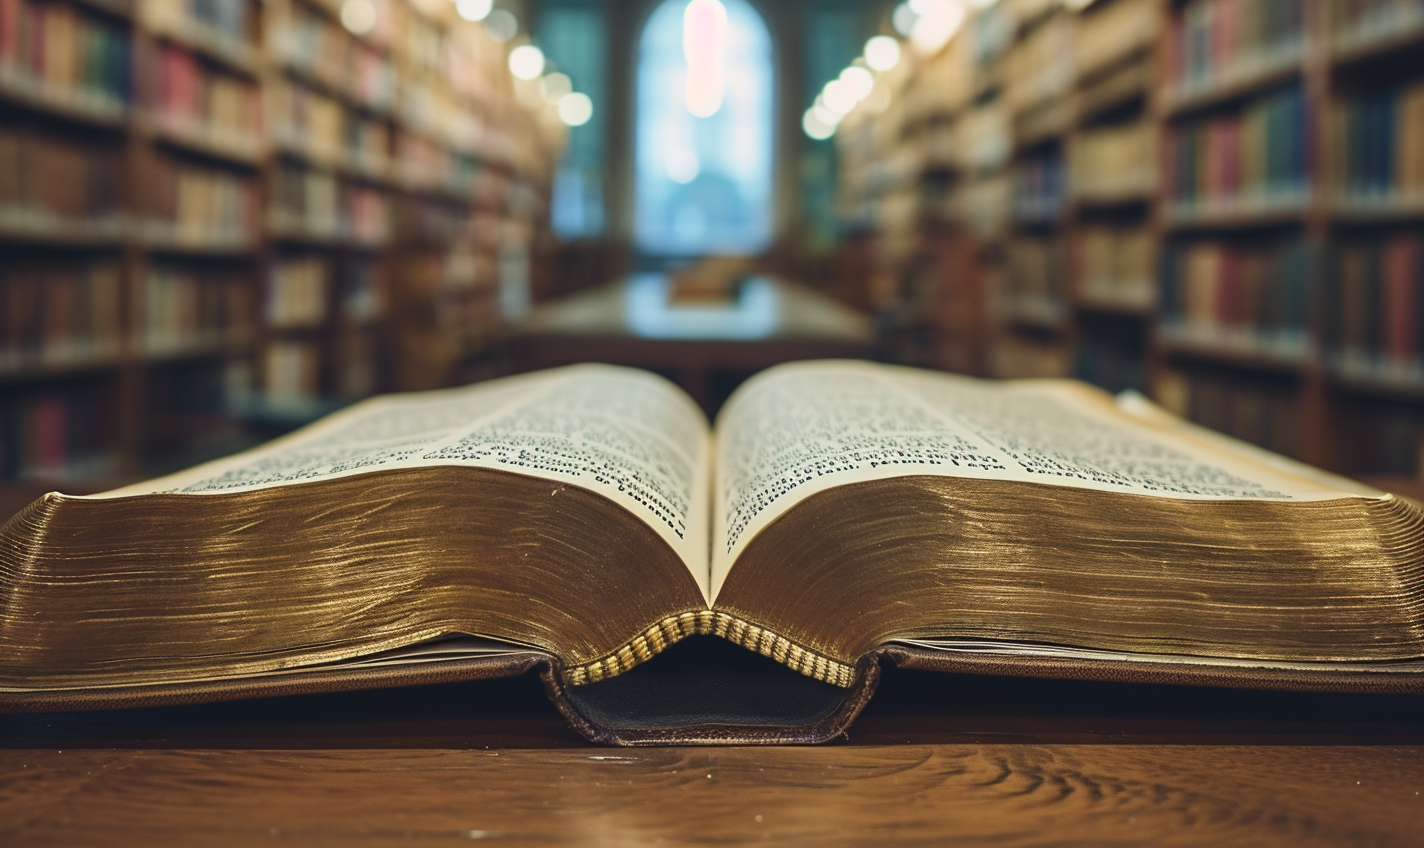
[
  {"x1": 0, "y1": 0, "x2": 563, "y2": 481},
  {"x1": 837, "y1": 0, "x2": 1424, "y2": 477}
]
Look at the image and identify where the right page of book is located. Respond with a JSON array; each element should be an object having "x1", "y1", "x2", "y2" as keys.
[{"x1": 710, "y1": 360, "x2": 1384, "y2": 600}]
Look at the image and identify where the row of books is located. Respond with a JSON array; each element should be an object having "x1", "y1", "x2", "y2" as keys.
[
  {"x1": 0, "y1": 386, "x2": 113, "y2": 479},
  {"x1": 1332, "y1": 0, "x2": 1424, "y2": 49},
  {"x1": 267, "y1": 163, "x2": 392, "y2": 244},
  {"x1": 146, "y1": 153, "x2": 256, "y2": 247},
  {"x1": 1075, "y1": 0, "x2": 1159, "y2": 81},
  {"x1": 1167, "y1": 85, "x2": 1309, "y2": 218},
  {"x1": 1012, "y1": 150, "x2": 1065, "y2": 221},
  {"x1": 1003, "y1": 9, "x2": 1073, "y2": 114},
  {"x1": 1160, "y1": 236, "x2": 1310, "y2": 358},
  {"x1": 1069, "y1": 121, "x2": 1158, "y2": 202},
  {"x1": 152, "y1": 43, "x2": 260, "y2": 145},
  {"x1": 268, "y1": 78, "x2": 346, "y2": 166},
  {"x1": 0, "y1": 0, "x2": 132, "y2": 110},
  {"x1": 1079, "y1": 225, "x2": 1155, "y2": 312},
  {"x1": 144, "y1": 266, "x2": 255, "y2": 353},
  {"x1": 1074, "y1": 331, "x2": 1148, "y2": 396},
  {"x1": 262, "y1": 339, "x2": 321, "y2": 401},
  {"x1": 270, "y1": 0, "x2": 395, "y2": 112},
  {"x1": 1, "y1": 262, "x2": 121, "y2": 371},
  {"x1": 1171, "y1": 0, "x2": 1304, "y2": 98},
  {"x1": 145, "y1": 0, "x2": 252, "y2": 44},
  {"x1": 395, "y1": 131, "x2": 477, "y2": 193},
  {"x1": 267, "y1": 256, "x2": 329, "y2": 329},
  {"x1": 1327, "y1": 234, "x2": 1424, "y2": 382},
  {"x1": 1330, "y1": 80, "x2": 1424, "y2": 206},
  {"x1": 0, "y1": 125, "x2": 121, "y2": 228},
  {"x1": 1004, "y1": 235, "x2": 1068, "y2": 324},
  {"x1": 1163, "y1": 368, "x2": 1300, "y2": 458}
]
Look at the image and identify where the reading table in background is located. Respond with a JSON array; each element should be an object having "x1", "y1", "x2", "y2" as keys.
[
  {"x1": 507, "y1": 274, "x2": 875, "y2": 415},
  {"x1": 1, "y1": 486, "x2": 1422, "y2": 846}
]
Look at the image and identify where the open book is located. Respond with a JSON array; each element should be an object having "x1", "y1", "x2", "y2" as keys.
[{"x1": 3, "y1": 361, "x2": 1423, "y2": 744}]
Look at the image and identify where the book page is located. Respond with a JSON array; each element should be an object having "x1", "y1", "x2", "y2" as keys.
[
  {"x1": 710, "y1": 360, "x2": 1383, "y2": 599},
  {"x1": 95, "y1": 365, "x2": 712, "y2": 592}
]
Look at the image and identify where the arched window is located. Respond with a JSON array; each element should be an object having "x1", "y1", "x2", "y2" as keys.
[{"x1": 634, "y1": 0, "x2": 774, "y2": 256}]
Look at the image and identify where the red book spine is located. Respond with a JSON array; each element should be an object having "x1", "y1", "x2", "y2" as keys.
[
  {"x1": 1385, "y1": 237, "x2": 1418, "y2": 364},
  {"x1": 0, "y1": 0, "x2": 19, "y2": 65}
]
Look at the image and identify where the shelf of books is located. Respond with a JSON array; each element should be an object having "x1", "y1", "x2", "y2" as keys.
[
  {"x1": 837, "y1": 0, "x2": 1424, "y2": 477},
  {"x1": 0, "y1": 0, "x2": 563, "y2": 481}
]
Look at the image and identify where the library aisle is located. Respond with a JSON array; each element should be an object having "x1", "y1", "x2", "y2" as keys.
[{"x1": 4, "y1": 0, "x2": 1424, "y2": 490}]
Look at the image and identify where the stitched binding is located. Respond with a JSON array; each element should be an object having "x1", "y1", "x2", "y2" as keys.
[{"x1": 563, "y1": 611, "x2": 856, "y2": 688}]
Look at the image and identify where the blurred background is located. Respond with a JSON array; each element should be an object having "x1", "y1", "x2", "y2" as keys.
[{"x1": 2, "y1": 0, "x2": 1423, "y2": 506}]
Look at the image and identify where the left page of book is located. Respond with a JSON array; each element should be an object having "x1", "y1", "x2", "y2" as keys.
[{"x1": 96, "y1": 364, "x2": 712, "y2": 597}]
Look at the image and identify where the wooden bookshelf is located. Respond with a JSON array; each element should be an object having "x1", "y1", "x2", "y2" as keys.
[
  {"x1": 837, "y1": 0, "x2": 1424, "y2": 477},
  {"x1": 0, "y1": 0, "x2": 562, "y2": 482}
]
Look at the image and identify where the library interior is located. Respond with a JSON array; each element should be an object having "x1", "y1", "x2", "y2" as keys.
[
  {"x1": 4, "y1": 1, "x2": 1424, "y2": 842},
  {"x1": 2, "y1": 0, "x2": 1423, "y2": 502}
]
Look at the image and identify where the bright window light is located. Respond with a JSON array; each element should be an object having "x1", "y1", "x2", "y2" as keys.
[
  {"x1": 683, "y1": 0, "x2": 728, "y2": 117},
  {"x1": 667, "y1": 149, "x2": 700, "y2": 183},
  {"x1": 484, "y1": 8, "x2": 517, "y2": 42},
  {"x1": 540, "y1": 72, "x2": 572, "y2": 104},
  {"x1": 340, "y1": 0, "x2": 376, "y2": 34},
  {"x1": 822, "y1": 79, "x2": 856, "y2": 114},
  {"x1": 864, "y1": 35, "x2": 901, "y2": 72},
  {"x1": 509, "y1": 44, "x2": 545, "y2": 79},
  {"x1": 911, "y1": 0, "x2": 964, "y2": 53},
  {"x1": 456, "y1": 0, "x2": 491, "y2": 22},
  {"x1": 803, "y1": 108, "x2": 834, "y2": 140},
  {"x1": 558, "y1": 92, "x2": 593, "y2": 126},
  {"x1": 840, "y1": 66, "x2": 874, "y2": 101},
  {"x1": 892, "y1": 2, "x2": 917, "y2": 36}
]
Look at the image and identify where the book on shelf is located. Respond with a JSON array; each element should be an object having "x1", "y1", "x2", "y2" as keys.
[
  {"x1": 144, "y1": 265, "x2": 255, "y2": 353},
  {"x1": 7, "y1": 361, "x2": 1422, "y2": 743},
  {"x1": 1329, "y1": 79, "x2": 1424, "y2": 211},
  {"x1": 0, "y1": 0, "x2": 132, "y2": 113},
  {"x1": 1069, "y1": 120, "x2": 1158, "y2": 202},
  {"x1": 142, "y1": 0, "x2": 251, "y2": 54},
  {"x1": 1074, "y1": 331, "x2": 1147, "y2": 395},
  {"x1": 1079, "y1": 224, "x2": 1155, "y2": 311},
  {"x1": 1012, "y1": 149, "x2": 1065, "y2": 221},
  {"x1": 1, "y1": 261, "x2": 122, "y2": 369},
  {"x1": 266, "y1": 255, "x2": 329, "y2": 329},
  {"x1": 261, "y1": 337, "x2": 321, "y2": 401},
  {"x1": 0, "y1": 385, "x2": 114, "y2": 480},
  {"x1": 1166, "y1": 84, "x2": 1309, "y2": 219},
  {"x1": 0, "y1": 125, "x2": 123, "y2": 233},
  {"x1": 1003, "y1": 8, "x2": 1074, "y2": 114},
  {"x1": 1005, "y1": 235, "x2": 1067, "y2": 323},
  {"x1": 1170, "y1": 0, "x2": 1305, "y2": 100},
  {"x1": 1156, "y1": 367, "x2": 1299, "y2": 458},
  {"x1": 268, "y1": 78, "x2": 345, "y2": 166},
  {"x1": 1328, "y1": 233, "x2": 1424, "y2": 384},
  {"x1": 1074, "y1": 0, "x2": 1159, "y2": 81},
  {"x1": 991, "y1": 333, "x2": 1073, "y2": 379},
  {"x1": 269, "y1": 1, "x2": 350, "y2": 97},
  {"x1": 147, "y1": 151, "x2": 256, "y2": 247},
  {"x1": 151, "y1": 43, "x2": 262, "y2": 151},
  {"x1": 1160, "y1": 235, "x2": 1310, "y2": 360},
  {"x1": 1332, "y1": 0, "x2": 1424, "y2": 54}
]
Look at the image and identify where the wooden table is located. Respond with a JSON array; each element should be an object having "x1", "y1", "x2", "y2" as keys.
[
  {"x1": 508, "y1": 275, "x2": 875, "y2": 414},
  {"x1": 3, "y1": 667, "x2": 1422, "y2": 845},
  {"x1": 3, "y1": 497, "x2": 1423, "y2": 845}
]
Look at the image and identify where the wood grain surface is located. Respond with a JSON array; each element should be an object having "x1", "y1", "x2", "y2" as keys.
[
  {"x1": 2, "y1": 670, "x2": 1423, "y2": 846},
  {"x1": 2, "y1": 744, "x2": 1422, "y2": 847}
]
